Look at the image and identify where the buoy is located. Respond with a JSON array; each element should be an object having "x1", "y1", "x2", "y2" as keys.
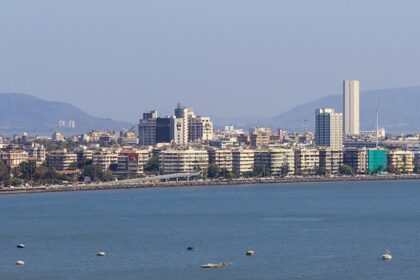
[
  {"x1": 97, "y1": 251, "x2": 106, "y2": 256},
  {"x1": 16, "y1": 260, "x2": 25, "y2": 266},
  {"x1": 17, "y1": 244, "x2": 25, "y2": 249},
  {"x1": 246, "y1": 250, "x2": 255, "y2": 256}
]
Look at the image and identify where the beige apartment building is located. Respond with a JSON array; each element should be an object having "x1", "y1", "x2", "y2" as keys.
[
  {"x1": 250, "y1": 127, "x2": 271, "y2": 148},
  {"x1": 189, "y1": 116, "x2": 214, "y2": 142},
  {"x1": 159, "y1": 148, "x2": 209, "y2": 174},
  {"x1": 388, "y1": 150, "x2": 414, "y2": 174},
  {"x1": 1, "y1": 150, "x2": 29, "y2": 169},
  {"x1": 46, "y1": 149, "x2": 77, "y2": 170},
  {"x1": 92, "y1": 149, "x2": 119, "y2": 171},
  {"x1": 269, "y1": 148, "x2": 295, "y2": 176},
  {"x1": 294, "y1": 148, "x2": 319, "y2": 175},
  {"x1": 232, "y1": 149, "x2": 254, "y2": 175},
  {"x1": 208, "y1": 148, "x2": 233, "y2": 172}
]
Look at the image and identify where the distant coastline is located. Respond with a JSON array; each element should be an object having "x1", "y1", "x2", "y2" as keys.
[{"x1": 1, "y1": 174, "x2": 419, "y2": 195}]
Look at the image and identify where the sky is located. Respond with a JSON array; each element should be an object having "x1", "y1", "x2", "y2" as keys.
[{"x1": 1, "y1": 0, "x2": 420, "y2": 124}]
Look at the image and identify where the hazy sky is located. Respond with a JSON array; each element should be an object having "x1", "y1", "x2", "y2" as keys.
[{"x1": 1, "y1": 0, "x2": 419, "y2": 123}]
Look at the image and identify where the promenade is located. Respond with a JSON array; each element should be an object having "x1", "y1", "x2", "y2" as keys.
[{"x1": 1, "y1": 174, "x2": 419, "y2": 195}]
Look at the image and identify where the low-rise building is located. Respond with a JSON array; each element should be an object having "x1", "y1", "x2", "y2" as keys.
[
  {"x1": 343, "y1": 147, "x2": 367, "y2": 174},
  {"x1": 387, "y1": 150, "x2": 414, "y2": 174},
  {"x1": 269, "y1": 148, "x2": 295, "y2": 176},
  {"x1": 208, "y1": 148, "x2": 233, "y2": 172},
  {"x1": 294, "y1": 148, "x2": 319, "y2": 175},
  {"x1": 367, "y1": 148, "x2": 388, "y2": 174},
  {"x1": 319, "y1": 148, "x2": 343, "y2": 174},
  {"x1": 116, "y1": 148, "x2": 151, "y2": 176},
  {"x1": 254, "y1": 150, "x2": 270, "y2": 175},
  {"x1": 1, "y1": 150, "x2": 29, "y2": 169},
  {"x1": 46, "y1": 149, "x2": 77, "y2": 170},
  {"x1": 92, "y1": 149, "x2": 119, "y2": 171},
  {"x1": 159, "y1": 148, "x2": 209, "y2": 174},
  {"x1": 232, "y1": 149, "x2": 254, "y2": 175}
]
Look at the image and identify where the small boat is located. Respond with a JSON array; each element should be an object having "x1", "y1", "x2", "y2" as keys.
[
  {"x1": 186, "y1": 246, "x2": 195, "y2": 251},
  {"x1": 17, "y1": 244, "x2": 25, "y2": 249},
  {"x1": 97, "y1": 251, "x2": 106, "y2": 256},
  {"x1": 382, "y1": 250, "x2": 392, "y2": 260},
  {"x1": 201, "y1": 262, "x2": 231, "y2": 268},
  {"x1": 246, "y1": 250, "x2": 255, "y2": 256},
  {"x1": 16, "y1": 260, "x2": 25, "y2": 266}
]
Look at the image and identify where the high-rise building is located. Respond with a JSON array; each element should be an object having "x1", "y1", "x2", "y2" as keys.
[
  {"x1": 170, "y1": 117, "x2": 185, "y2": 145},
  {"x1": 189, "y1": 116, "x2": 213, "y2": 142},
  {"x1": 343, "y1": 80, "x2": 360, "y2": 135},
  {"x1": 315, "y1": 108, "x2": 343, "y2": 148},
  {"x1": 138, "y1": 110, "x2": 158, "y2": 146},
  {"x1": 156, "y1": 117, "x2": 171, "y2": 144},
  {"x1": 175, "y1": 103, "x2": 195, "y2": 144}
]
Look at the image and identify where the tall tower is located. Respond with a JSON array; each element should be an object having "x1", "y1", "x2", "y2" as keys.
[
  {"x1": 174, "y1": 103, "x2": 194, "y2": 144},
  {"x1": 315, "y1": 108, "x2": 343, "y2": 148},
  {"x1": 343, "y1": 80, "x2": 360, "y2": 135}
]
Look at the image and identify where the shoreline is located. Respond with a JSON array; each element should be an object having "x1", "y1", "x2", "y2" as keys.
[{"x1": 1, "y1": 174, "x2": 420, "y2": 195}]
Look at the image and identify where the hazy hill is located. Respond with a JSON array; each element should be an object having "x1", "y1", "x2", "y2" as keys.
[
  {"x1": 260, "y1": 87, "x2": 420, "y2": 134},
  {"x1": 0, "y1": 93, "x2": 133, "y2": 135}
]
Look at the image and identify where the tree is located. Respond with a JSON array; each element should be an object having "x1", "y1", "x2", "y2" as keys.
[
  {"x1": 280, "y1": 164, "x2": 289, "y2": 177},
  {"x1": 0, "y1": 161, "x2": 11, "y2": 187},
  {"x1": 220, "y1": 168, "x2": 234, "y2": 179},
  {"x1": 144, "y1": 157, "x2": 159, "y2": 172},
  {"x1": 207, "y1": 163, "x2": 220, "y2": 179},
  {"x1": 17, "y1": 162, "x2": 37, "y2": 181},
  {"x1": 315, "y1": 167, "x2": 328, "y2": 176},
  {"x1": 339, "y1": 164, "x2": 354, "y2": 176},
  {"x1": 81, "y1": 165, "x2": 114, "y2": 182}
]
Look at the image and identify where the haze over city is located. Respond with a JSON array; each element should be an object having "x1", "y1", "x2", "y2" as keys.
[{"x1": 1, "y1": 0, "x2": 420, "y2": 122}]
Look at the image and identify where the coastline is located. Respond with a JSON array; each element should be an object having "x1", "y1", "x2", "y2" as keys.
[{"x1": 1, "y1": 174, "x2": 419, "y2": 195}]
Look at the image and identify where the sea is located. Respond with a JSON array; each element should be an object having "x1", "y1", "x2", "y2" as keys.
[{"x1": 1, "y1": 180, "x2": 420, "y2": 280}]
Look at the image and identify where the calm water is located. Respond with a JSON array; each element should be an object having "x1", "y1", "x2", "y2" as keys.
[{"x1": 1, "y1": 180, "x2": 420, "y2": 280}]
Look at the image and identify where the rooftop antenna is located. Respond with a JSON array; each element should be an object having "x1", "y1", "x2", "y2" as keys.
[
  {"x1": 376, "y1": 100, "x2": 381, "y2": 148},
  {"x1": 304, "y1": 119, "x2": 308, "y2": 133}
]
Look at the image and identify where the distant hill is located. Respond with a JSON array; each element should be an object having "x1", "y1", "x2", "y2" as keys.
[
  {"x1": 259, "y1": 87, "x2": 420, "y2": 134},
  {"x1": 0, "y1": 93, "x2": 133, "y2": 135}
]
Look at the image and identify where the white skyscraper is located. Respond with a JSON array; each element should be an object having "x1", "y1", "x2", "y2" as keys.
[{"x1": 343, "y1": 80, "x2": 360, "y2": 135}]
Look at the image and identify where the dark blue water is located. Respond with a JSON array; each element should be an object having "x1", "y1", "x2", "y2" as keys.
[{"x1": 1, "y1": 180, "x2": 420, "y2": 280}]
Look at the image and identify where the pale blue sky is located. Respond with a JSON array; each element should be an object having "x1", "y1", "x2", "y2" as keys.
[{"x1": 1, "y1": 0, "x2": 419, "y2": 123}]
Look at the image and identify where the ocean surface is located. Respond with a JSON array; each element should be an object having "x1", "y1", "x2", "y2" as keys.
[{"x1": 1, "y1": 180, "x2": 420, "y2": 280}]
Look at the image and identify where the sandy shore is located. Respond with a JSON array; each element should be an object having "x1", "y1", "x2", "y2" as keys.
[{"x1": 1, "y1": 174, "x2": 419, "y2": 195}]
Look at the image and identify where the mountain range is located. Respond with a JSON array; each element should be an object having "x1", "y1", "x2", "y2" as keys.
[
  {"x1": 0, "y1": 93, "x2": 133, "y2": 135},
  {"x1": 259, "y1": 86, "x2": 420, "y2": 134},
  {"x1": 0, "y1": 87, "x2": 419, "y2": 136}
]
